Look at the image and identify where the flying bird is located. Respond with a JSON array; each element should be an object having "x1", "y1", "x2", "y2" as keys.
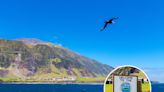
[{"x1": 100, "y1": 17, "x2": 119, "y2": 31}]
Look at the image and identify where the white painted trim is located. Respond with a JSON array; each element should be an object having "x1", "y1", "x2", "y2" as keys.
[{"x1": 103, "y1": 65, "x2": 152, "y2": 92}]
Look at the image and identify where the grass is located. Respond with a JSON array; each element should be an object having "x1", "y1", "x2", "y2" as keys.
[
  {"x1": 0, "y1": 77, "x2": 105, "y2": 83},
  {"x1": 76, "y1": 77, "x2": 105, "y2": 83},
  {"x1": 0, "y1": 77, "x2": 23, "y2": 82}
]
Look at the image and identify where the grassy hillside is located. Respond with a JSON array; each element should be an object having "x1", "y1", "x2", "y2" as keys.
[{"x1": 0, "y1": 39, "x2": 113, "y2": 83}]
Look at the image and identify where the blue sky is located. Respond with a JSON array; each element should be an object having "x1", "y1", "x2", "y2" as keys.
[{"x1": 0, "y1": 0, "x2": 164, "y2": 82}]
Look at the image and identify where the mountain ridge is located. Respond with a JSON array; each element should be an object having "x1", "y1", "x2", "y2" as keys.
[
  {"x1": 0, "y1": 38, "x2": 113, "y2": 83},
  {"x1": 15, "y1": 38, "x2": 53, "y2": 46}
]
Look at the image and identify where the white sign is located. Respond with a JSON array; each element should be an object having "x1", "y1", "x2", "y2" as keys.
[{"x1": 113, "y1": 76, "x2": 137, "y2": 92}]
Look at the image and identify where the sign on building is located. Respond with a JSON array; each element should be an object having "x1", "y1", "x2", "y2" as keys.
[{"x1": 113, "y1": 75, "x2": 137, "y2": 92}]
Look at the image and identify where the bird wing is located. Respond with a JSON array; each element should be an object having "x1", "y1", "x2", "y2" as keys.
[
  {"x1": 103, "y1": 22, "x2": 108, "y2": 29},
  {"x1": 109, "y1": 17, "x2": 119, "y2": 21},
  {"x1": 100, "y1": 22, "x2": 108, "y2": 31},
  {"x1": 100, "y1": 17, "x2": 119, "y2": 31}
]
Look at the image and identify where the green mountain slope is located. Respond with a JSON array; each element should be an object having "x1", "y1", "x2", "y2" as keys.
[{"x1": 0, "y1": 38, "x2": 113, "y2": 83}]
